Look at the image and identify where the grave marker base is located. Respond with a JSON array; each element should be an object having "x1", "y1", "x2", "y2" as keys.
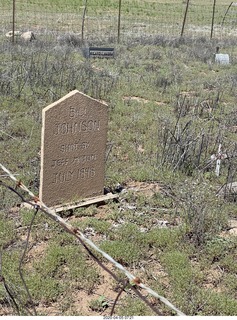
[
  {"x1": 49, "y1": 193, "x2": 119, "y2": 212},
  {"x1": 21, "y1": 193, "x2": 119, "y2": 212}
]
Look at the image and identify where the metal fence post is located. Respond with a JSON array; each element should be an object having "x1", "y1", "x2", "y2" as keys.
[
  {"x1": 12, "y1": 0, "x2": 16, "y2": 43},
  {"x1": 181, "y1": 0, "x2": 190, "y2": 37},
  {"x1": 211, "y1": 0, "x2": 216, "y2": 39},
  {"x1": 81, "y1": 0, "x2": 87, "y2": 43},
  {"x1": 118, "y1": 0, "x2": 122, "y2": 43}
]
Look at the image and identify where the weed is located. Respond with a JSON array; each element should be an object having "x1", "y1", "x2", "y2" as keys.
[
  {"x1": 218, "y1": 254, "x2": 237, "y2": 274},
  {"x1": 222, "y1": 274, "x2": 237, "y2": 298},
  {"x1": 79, "y1": 217, "x2": 111, "y2": 235},
  {"x1": 178, "y1": 180, "x2": 228, "y2": 246},
  {"x1": 100, "y1": 239, "x2": 143, "y2": 266},
  {"x1": 195, "y1": 289, "x2": 237, "y2": 315},
  {"x1": 117, "y1": 296, "x2": 153, "y2": 316},
  {"x1": 74, "y1": 206, "x2": 98, "y2": 217},
  {"x1": 0, "y1": 214, "x2": 16, "y2": 248},
  {"x1": 204, "y1": 236, "x2": 235, "y2": 263},
  {"x1": 27, "y1": 273, "x2": 64, "y2": 302},
  {"x1": 160, "y1": 250, "x2": 201, "y2": 314},
  {"x1": 1, "y1": 6, "x2": 237, "y2": 315},
  {"x1": 89, "y1": 295, "x2": 110, "y2": 312},
  {"x1": 145, "y1": 227, "x2": 182, "y2": 252}
]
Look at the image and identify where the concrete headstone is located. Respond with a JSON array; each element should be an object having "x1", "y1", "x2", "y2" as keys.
[{"x1": 39, "y1": 90, "x2": 108, "y2": 207}]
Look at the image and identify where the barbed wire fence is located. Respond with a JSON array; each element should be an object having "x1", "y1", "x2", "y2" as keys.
[
  {"x1": 1, "y1": 0, "x2": 237, "y2": 44},
  {"x1": 0, "y1": 163, "x2": 186, "y2": 316}
]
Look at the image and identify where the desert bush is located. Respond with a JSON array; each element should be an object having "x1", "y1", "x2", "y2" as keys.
[
  {"x1": 57, "y1": 33, "x2": 83, "y2": 47},
  {"x1": 222, "y1": 274, "x2": 237, "y2": 298},
  {"x1": 160, "y1": 250, "x2": 201, "y2": 314},
  {"x1": 27, "y1": 273, "x2": 64, "y2": 302},
  {"x1": 89, "y1": 295, "x2": 110, "y2": 312},
  {"x1": 1, "y1": 28, "x2": 237, "y2": 316},
  {"x1": 100, "y1": 239, "x2": 143, "y2": 265},
  {"x1": 30, "y1": 242, "x2": 100, "y2": 296},
  {"x1": 218, "y1": 253, "x2": 237, "y2": 274},
  {"x1": 0, "y1": 215, "x2": 17, "y2": 248},
  {"x1": 204, "y1": 236, "x2": 236, "y2": 264},
  {"x1": 0, "y1": 250, "x2": 31, "y2": 314},
  {"x1": 145, "y1": 227, "x2": 182, "y2": 252},
  {"x1": 177, "y1": 180, "x2": 228, "y2": 246},
  {"x1": 195, "y1": 289, "x2": 237, "y2": 315},
  {"x1": 157, "y1": 99, "x2": 227, "y2": 176},
  {"x1": 79, "y1": 217, "x2": 111, "y2": 235},
  {"x1": 118, "y1": 296, "x2": 153, "y2": 316}
]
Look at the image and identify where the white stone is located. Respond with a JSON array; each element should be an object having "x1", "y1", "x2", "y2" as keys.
[
  {"x1": 21, "y1": 31, "x2": 36, "y2": 41},
  {"x1": 5, "y1": 30, "x2": 21, "y2": 38},
  {"x1": 215, "y1": 54, "x2": 230, "y2": 65}
]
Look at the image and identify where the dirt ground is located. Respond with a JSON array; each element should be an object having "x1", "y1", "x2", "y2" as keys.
[{"x1": 1, "y1": 181, "x2": 236, "y2": 316}]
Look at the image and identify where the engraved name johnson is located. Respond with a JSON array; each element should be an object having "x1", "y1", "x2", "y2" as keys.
[{"x1": 40, "y1": 90, "x2": 108, "y2": 207}]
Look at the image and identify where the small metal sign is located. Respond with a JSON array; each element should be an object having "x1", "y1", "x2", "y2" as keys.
[{"x1": 88, "y1": 47, "x2": 115, "y2": 58}]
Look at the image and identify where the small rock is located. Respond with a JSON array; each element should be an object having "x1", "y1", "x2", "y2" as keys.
[
  {"x1": 21, "y1": 31, "x2": 36, "y2": 41},
  {"x1": 5, "y1": 30, "x2": 21, "y2": 38},
  {"x1": 126, "y1": 205, "x2": 137, "y2": 210}
]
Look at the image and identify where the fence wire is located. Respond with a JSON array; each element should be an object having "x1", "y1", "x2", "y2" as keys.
[
  {"x1": 1, "y1": 0, "x2": 237, "y2": 43},
  {"x1": 0, "y1": 162, "x2": 186, "y2": 316}
]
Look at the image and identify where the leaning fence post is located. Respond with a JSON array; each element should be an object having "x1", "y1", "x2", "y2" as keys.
[
  {"x1": 181, "y1": 0, "x2": 190, "y2": 37},
  {"x1": 12, "y1": 0, "x2": 16, "y2": 43}
]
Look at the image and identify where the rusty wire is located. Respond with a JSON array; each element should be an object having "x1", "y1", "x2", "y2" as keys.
[{"x1": 0, "y1": 163, "x2": 186, "y2": 316}]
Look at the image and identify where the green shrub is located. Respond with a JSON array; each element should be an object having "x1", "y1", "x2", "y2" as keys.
[
  {"x1": 204, "y1": 236, "x2": 235, "y2": 264},
  {"x1": 195, "y1": 289, "x2": 237, "y2": 316},
  {"x1": 0, "y1": 215, "x2": 16, "y2": 248},
  {"x1": 100, "y1": 240, "x2": 143, "y2": 265},
  {"x1": 79, "y1": 217, "x2": 111, "y2": 235},
  {"x1": 117, "y1": 296, "x2": 153, "y2": 316},
  {"x1": 27, "y1": 273, "x2": 64, "y2": 302},
  {"x1": 113, "y1": 223, "x2": 145, "y2": 244},
  {"x1": 179, "y1": 180, "x2": 228, "y2": 246},
  {"x1": 222, "y1": 274, "x2": 237, "y2": 298},
  {"x1": 89, "y1": 295, "x2": 110, "y2": 312},
  {"x1": 160, "y1": 250, "x2": 200, "y2": 314},
  {"x1": 32, "y1": 242, "x2": 100, "y2": 295},
  {"x1": 145, "y1": 227, "x2": 182, "y2": 252},
  {"x1": 161, "y1": 250, "x2": 193, "y2": 291},
  {"x1": 219, "y1": 254, "x2": 237, "y2": 274}
]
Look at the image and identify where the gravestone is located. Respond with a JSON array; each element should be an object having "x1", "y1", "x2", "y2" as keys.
[{"x1": 39, "y1": 90, "x2": 108, "y2": 208}]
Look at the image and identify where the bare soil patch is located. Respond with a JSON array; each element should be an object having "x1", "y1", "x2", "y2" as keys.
[
  {"x1": 1, "y1": 181, "x2": 236, "y2": 316},
  {"x1": 123, "y1": 96, "x2": 166, "y2": 106}
]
